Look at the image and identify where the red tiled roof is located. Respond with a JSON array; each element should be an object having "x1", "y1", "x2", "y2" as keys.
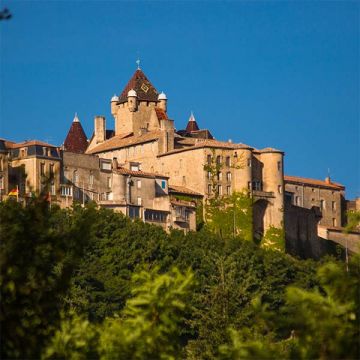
[
  {"x1": 284, "y1": 175, "x2": 345, "y2": 190},
  {"x1": 118, "y1": 69, "x2": 158, "y2": 103},
  {"x1": 64, "y1": 121, "x2": 88, "y2": 154},
  {"x1": 155, "y1": 107, "x2": 168, "y2": 120},
  {"x1": 86, "y1": 131, "x2": 160, "y2": 154},
  {"x1": 185, "y1": 119, "x2": 200, "y2": 132},
  {"x1": 115, "y1": 167, "x2": 168, "y2": 179},
  {"x1": 169, "y1": 185, "x2": 203, "y2": 197}
]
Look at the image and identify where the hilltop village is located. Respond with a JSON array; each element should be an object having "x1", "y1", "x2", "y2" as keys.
[{"x1": 0, "y1": 67, "x2": 359, "y2": 258}]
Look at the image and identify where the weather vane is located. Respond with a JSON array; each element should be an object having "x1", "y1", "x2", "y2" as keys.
[{"x1": 136, "y1": 58, "x2": 141, "y2": 70}]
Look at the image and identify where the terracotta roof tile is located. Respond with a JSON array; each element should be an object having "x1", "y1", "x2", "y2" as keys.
[
  {"x1": 284, "y1": 175, "x2": 345, "y2": 190},
  {"x1": 64, "y1": 121, "x2": 88, "y2": 153},
  {"x1": 118, "y1": 69, "x2": 158, "y2": 103},
  {"x1": 115, "y1": 167, "x2": 168, "y2": 179},
  {"x1": 86, "y1": 131, "x2": 160, "y2": 154},
  {"x1": 169, "y1": 185, "x2": 203, "y2": 197},
  {"x1": 155, "y1": 107, "x2": 168, "y2": 120}
]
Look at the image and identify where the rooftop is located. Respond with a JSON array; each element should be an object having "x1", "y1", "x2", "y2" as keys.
[
  {"x1": 118, "y1": 69, "x2": 158, "y2": 104},
  {"x1": 284, "y1": 175, "x2": 345, "y2": 190}
]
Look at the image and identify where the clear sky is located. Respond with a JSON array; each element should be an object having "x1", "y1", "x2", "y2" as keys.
[{"x1": 0, "y1": 1, "x2": 359, "y2": 198}]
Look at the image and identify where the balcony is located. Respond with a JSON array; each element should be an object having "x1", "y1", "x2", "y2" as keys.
[{"x1": 253, "y1": 190, "x2": 275, "y2": 200}]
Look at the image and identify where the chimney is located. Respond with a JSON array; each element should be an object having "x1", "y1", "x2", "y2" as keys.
[
  {"x1": 94, "y1": 116, "x2": 106, "y2": 144},
  {"x1": 112, "y1": 157, "x2": 118, "y2": 170},
  {"x1": 325, "y1": 176, "x2": 331, "y2": 184}
]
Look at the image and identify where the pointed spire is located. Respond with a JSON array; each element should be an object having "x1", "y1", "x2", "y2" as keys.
[
  {"x1": 136, "y1": 58, "x2": 141, "y2": 70},
  {"x1": 64, "y1": 114, "x2": 88, "y2": 153},
  {"x1": 118, "y1": 69, "x2": 158, "y2": 103},
  {"x1": 186, "y1": 111, "x2": 200, "y2": 133}
]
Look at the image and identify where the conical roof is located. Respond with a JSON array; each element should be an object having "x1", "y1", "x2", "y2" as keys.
[
  {"x1": 118, "y1": 69, "x2": 158, "y2": 103},
  {"x1": 64, "y1": 114, "x2": 88, "y2": 153},
  {"x1": 185, "y1": 112, "x2": 200, "y2": 132}
]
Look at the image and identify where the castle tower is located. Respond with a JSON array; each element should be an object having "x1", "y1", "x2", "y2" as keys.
[
  {"x1": 113, "y1": 68, "x2": 160, "y2": 135},
  {"x1": 63, "y1": 113, "x2": 88, "y2": 153}
]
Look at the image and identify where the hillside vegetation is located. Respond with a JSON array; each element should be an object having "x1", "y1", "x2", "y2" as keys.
[{"x1": 1, "y1": 198, "x2": 359, "y2": 359}]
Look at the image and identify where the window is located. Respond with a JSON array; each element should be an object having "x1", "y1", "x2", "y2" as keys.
[
  {"x1": 278, "y1": 185, "x2": 282, "y2": 194},
  {"x1": 50, "y1": 181, "x2": 56, "y2": 195},
  {"x1": 61, "y1": 185, "x2": 73, "y2": 197},
  {"x1": 89, "y1": 172, "x2": 94, "y2": 186},
  {"x1": 161, "y1": 180, "x2": 166, "y2": 189},
  {"x1": 217, "y1": 172, "x2": 222, "y2": 181},
  {"x1": 217, "y1": 185, "x2": 222, "y2": 195},
  {"x1": 207, "y1": 171, "x2": 211, "y2": 180},
  {"x1": 332, "y1": 201, "x2": 336, "y2": 211},
  {"x1": 73, "y1": 170, "x2": 78, "y2": 184},
  {"x1": 320, "y1": 199, "x2": 325, "y2": 210},
  {"x1": 40, "y1": 163, "x2": 45, "y2": 176},
  {"x1": 50, "y1": 164, "x2": 54, "y2": 177},
  {"x1": 130, "y1": 163, "x2": 140, "y2": 171},
  {"x1": 227, "y1": 185, "x2": 231, "y2": 195},
  {"x1": 100, "y1": 160, "x2": 112, "y2": 171},
  {"x1": 216, "y1": 155, "x2": 221, "y2": 165},
  {"x1": 107, "y1": 177, "x2": 112, "y2": 189},
  {"x1": 252, "y1": 181, "x2": 262, "y2": 191},
  {"x1": 137, "y1": 197, "x2": 142, "y2": 206},
  {"x1": 145, "y1": 210, "x2": 167, "y2": 223},
  {"x1": 248, "y1": 181, "x2": 252, "y2": 190},
  {"x1": 226, "y1": 156, "x2": 231, "y2": 167},
  {"x1": 226, "y1": 172, "x2": 231, "y2": 182},
  {"x1": 129, "y1": 206, "x2": 140, "y2": 219},
  {"x1": 207, "y1": 154, "x2": 211, "y2": 164},
  {"x1": 208, "y1": 184, "x2": 212, "y2": 194},
  {"x1": 295, "y1": 196, "x2": 301, "y2": 206},
  {"x1": 137, "y1": 180, "x2": 141, "y2": 189},
  {"x1": 277, "y1": 161, "x2": 281, "y2": 171},
  {"x1": 247, "y1": 158, "x2": 252, "y2": 167},
  {"x1": 332, "y1": 218, "x2": 337, "y2": 227}
]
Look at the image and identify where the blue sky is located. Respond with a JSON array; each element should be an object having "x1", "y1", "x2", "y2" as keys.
[{"x1": 0, "y1": 1, "x2": 359, "y2": 198}]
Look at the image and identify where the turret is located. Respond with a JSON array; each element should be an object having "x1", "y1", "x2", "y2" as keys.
[
  {"x1": 111, "y1": 94, "x2": 118, "y2": 116},
  {"x1": 127, "y1": 89, "x2": 137, "y2": 112},
  {"x1": 158, "y1": 92, "x2": 167, "y2": 112}
]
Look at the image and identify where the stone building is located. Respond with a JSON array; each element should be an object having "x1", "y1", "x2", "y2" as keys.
[
  {"x1": 284, "y1": 175, "x2": 345, "y2": 228},
  {"x1": 85, "y1": 67, "x2": 285, "y2": 238},
  {"x1": 0, "y1": 139, "x2": 61, "y2": 201}
]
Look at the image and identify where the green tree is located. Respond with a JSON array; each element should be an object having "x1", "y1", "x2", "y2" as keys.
[
  {"x1": 0, "y1": 198, "x2": 96, "y2": 359},
  {"x1": 98, "y1": 266, "x2": 194, "y2": 359}
]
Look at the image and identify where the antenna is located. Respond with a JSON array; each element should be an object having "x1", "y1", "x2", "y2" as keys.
[{"x1": 136, "y1": 58, "x2": 141, "y2": 70}]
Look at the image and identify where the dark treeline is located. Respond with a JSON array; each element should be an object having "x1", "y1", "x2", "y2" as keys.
[{"x1": 1, "y1": 198, "x2": 359, "y2": 359}]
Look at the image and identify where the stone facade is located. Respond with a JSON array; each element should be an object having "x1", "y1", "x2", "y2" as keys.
[
  {"x1": 284, "y1": 175, "x2": 345, "y2": 228},
  {"x1": 85, "y1": 68, "x2": 285, "y2": 237}
]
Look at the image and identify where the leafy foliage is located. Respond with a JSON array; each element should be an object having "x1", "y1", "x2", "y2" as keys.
[
  {"x1": 1, "y1": 197, "x2": 358, "y2": 359},
  {"x1": 0, "y1": 198, "x2": 97, "y2": 359}
]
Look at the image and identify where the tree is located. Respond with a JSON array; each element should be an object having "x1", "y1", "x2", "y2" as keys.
[{"x1": 0, "y1": 198, "x2": 96, "y2": 359}]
